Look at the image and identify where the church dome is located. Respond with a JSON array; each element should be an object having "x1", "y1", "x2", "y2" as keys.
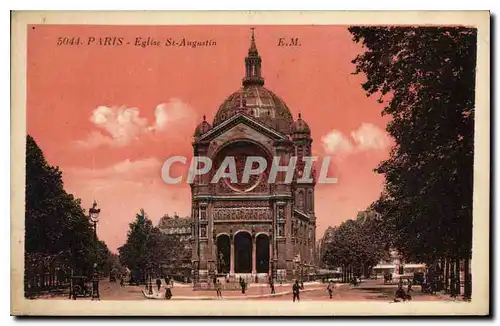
[
  {"x1": 212, "y1": 29, "x2": 294, "y2": 135},
  {"x1": 213, "y1": 86, "x2": 294, "y2": 134},
  {"x1": 290, "y1": 113, "x2": 311, "y2": 135},
  {"x1": 194, "y1": 115, "x2": 212, "y2": 137}
]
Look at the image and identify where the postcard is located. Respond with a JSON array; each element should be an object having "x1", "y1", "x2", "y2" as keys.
[{"x1": 11, "y1": 11, "x2": 490, "y2": 316}]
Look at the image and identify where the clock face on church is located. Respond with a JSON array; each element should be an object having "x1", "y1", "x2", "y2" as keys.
[{"x1": 214, "y1": 142, "x2": 269, "y2": 193}]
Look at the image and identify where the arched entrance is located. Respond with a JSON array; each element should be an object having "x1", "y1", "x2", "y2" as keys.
[
  {"x1": 234, "y1": 232, "x2": 252, "y2": 273},
  {"x1": 216, "y1": 234, "x2": 230, "y2": 274},
  {"x1": 256, "y1": 234, "x2": 270, "y2": 273}
]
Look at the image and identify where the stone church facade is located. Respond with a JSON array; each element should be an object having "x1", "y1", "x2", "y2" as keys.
[{"x1": 191, "y1": 31, "x2": 316, "y2": 282}]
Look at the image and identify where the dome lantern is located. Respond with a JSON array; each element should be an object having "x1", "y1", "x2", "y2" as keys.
[
  {"x1": 290, "y1": 112, "x2": 311, "y2": 138},
  {"x1": 212, "y1": 29, "x2": 295, "y2": 134},
  {"x1": 242, "y1": 28, "x2": 265, "y2": 87},
  {"x1": 193, "y1": 114, "x2": 212, "y2": 137}
]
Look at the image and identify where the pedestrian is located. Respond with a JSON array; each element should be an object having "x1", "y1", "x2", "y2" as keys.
[
  {"x1": 156, "y1": 278, "x2": 162, "y2": 292},
  {"x1": 270, "y1": 278, "x2": 275, "y2": 294},
  {"x1": 327, "y1": 281, "x2": 334, "y2": 299},
  {"x1": 165, "y1": 281, "x2": 172, "y2": 300},
  {"x1": 292, "y1": 280, "x2": 300, "y2": 302},
  {"x1": 407, "y1": 279, "x2": 413, "y2": 292},
  {"x1": 215, "y1": 279, "x2": 222, "y2": 299},
  {"x1": 240, "y1": 277, "x2": 246, "y2": 294},
  {"x1": 450, "y1": 275, "x2": 457, "y2": 297}
]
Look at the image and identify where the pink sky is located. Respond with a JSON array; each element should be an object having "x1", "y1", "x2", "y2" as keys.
[{"x1": 27, "y1": 25, "x2": 391, "y2": 252}]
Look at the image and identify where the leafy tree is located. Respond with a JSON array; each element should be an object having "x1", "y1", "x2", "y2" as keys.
[
  {"x1": 118, "y1": 209, "x2": 186, "y2": 283},
  {"x1": 118, "y1": 209, "x2": 153, "y2": 281},
  {"x1": 349, "y1": 26, "x2": 476, "y2": 296},
  {"x1": 25, "y1": 135, "x2": 112, "y2": 295},
  {"x1": 323, "y1": 209, "x2": 390, "y2": 280}
]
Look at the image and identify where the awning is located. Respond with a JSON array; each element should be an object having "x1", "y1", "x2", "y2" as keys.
[
  {"x1": 373, "y1": 264, "x2": 395, "y2": 269},
  {"x1": 402, "y1": 264, "x2": 426, "y2": 269}
]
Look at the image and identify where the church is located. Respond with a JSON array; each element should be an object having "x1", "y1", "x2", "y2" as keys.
[{"x1": 190, "y1": 30, "x2": 317, "y2": 282}]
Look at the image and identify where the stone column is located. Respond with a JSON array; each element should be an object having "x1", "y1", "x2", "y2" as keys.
[
  {"x1": 252, "y1": 238, "x2": 257, "y2": 274},
  {"x1": 230, "y1": 238, "x2": 235, "y2": 274}
]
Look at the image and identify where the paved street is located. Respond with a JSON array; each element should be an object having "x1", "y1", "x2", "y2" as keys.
[
  {"x1": 42, "y1": 279, "x2": 458, "y2": 302},
  {"x1": 255, "y1": 281, "x2": 456, "y2": 302}
]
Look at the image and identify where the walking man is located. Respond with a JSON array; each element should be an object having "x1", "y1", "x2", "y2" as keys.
[
  {"x1": 327, "y1": 281, "x2": 334, "y2": 299},
  {"x1": 270, "y1": 278, "x2": 275, "y2": 294},
  {"x1": 215, "y1": 279, "x2": 222, "y2": 299},
  {"x1": 240, "y1": 277, "x2": 246, "y2": 294},
  {"x1": 407, "y1": 278, "x2": 413, "y2": 293},
  {"x1": 156, "y1": 278, "x2": 162, "y2": 292},
  {"x1": 165, "y1": 281, "x2": 172, "y2": 300},
  {"x1": 292, "y1": 280, "x2": 300, "y2": 302}
]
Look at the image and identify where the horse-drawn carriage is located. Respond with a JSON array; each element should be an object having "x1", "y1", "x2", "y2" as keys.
[{"x1": 70, "y1": 276, "x2": 92, "y2": 299}]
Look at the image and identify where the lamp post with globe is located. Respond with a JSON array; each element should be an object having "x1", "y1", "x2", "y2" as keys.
[{"x1": 89, "y1": 200, "x2": 101, "y2": 300}]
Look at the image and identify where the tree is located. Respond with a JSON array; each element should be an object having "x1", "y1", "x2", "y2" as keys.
[
  {"x1": 322, "y1": 208, "x2": 390, "y2": 280},
  {"x1": 25, "y1": 135, "x2": 112, "y2": 295},
  {"x1": 118, "y1": 209, "x2": 183, "y2": 282},
  {"x1": 118, "y1": 209, "x2": 152, "y2": 282},
  {"x1": 349, "y1": 27, "x2": 476, "y2": 297}
]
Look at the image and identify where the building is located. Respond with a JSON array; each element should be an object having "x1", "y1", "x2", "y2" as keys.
[
  {"x1": 190, "y1": 30, "x2": 317, "y2": 282},
  {"x1": 158, "y1": 214, "x2": 193, "y2": 278},
  {"x1": 316, "y1": 226, "x2": 336, "y2": 268}
]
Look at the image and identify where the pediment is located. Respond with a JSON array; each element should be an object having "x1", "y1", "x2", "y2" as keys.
[{"x1": 196, "y1": 113, "x2": 288, "y2": 143}]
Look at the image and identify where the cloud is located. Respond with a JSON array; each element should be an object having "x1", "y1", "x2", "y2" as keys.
[
  {"x1": 321, "y1": 130, "x2": 354, "y2": 155},
  {"x1": 351, "y1": 123, "x2": 390, "y2": 151},
  {"x1": 322, "y1": 123, "x2": 390, "y2": 156},
  {"x1": 73, "y1": 131, "x2": 116, "y2": 149},
  {"x1": 67, "y1": 157, "x2": 162, "y2": 180},
  {"x1": 75, "y1": 99, "x2": 195, "y2": 149},
  {"x1": 90, "y1": 106, "x2": 148, "y2": 145},
  {"x1": 150, "y1": 99, "x2": 195, "y2": 131}
]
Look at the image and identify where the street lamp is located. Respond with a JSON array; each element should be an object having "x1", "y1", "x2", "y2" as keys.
[
  {"x1": 147, "y1": 262, "x2": 153, "y2": 295},
  {"x1": 89, "y1": 200, "x2": 101, "y2": 300}
]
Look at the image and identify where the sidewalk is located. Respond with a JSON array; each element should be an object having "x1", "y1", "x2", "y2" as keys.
[
  {"x1": 434, "y1": 290, "x2": 470, "y2": 302},
  {"x1": 143, "y1": 284, "x2": 326, "y2": 300},
  {"x1": 163, "y1": 280, "x2": 322, "y2": 289}
]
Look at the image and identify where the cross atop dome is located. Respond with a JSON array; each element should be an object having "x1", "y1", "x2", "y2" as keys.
[{"x1": 243, "y1": 28, "x2": 265, "y2": 87}]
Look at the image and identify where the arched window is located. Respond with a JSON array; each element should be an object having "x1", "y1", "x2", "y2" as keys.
[{"x1": 297, "y1": 190, "x2": 304, "y2": 209}]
